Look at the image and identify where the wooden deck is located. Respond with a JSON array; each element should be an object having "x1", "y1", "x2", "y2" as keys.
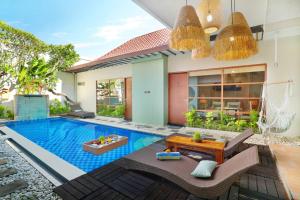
[{"x1": 54, "y1": 144, "x2": 288, "y2": 200}]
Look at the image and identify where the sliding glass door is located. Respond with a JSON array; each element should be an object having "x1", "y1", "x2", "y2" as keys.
[{"x1": 188, "y1": 65, "x2": 266, "y2": 116}]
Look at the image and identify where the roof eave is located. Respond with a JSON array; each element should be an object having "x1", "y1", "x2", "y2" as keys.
[{"x1": 68, "y1": 44, "x2": 169, "y2": 73}]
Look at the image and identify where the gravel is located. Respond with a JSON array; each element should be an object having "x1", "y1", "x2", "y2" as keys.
[{"x1": 0, "y1": 136, "x2": 61, "y2": 200}]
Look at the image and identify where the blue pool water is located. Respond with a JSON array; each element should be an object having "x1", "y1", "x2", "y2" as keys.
[{"x1": 6, "y1": 118, "x2": 163, "y2": 172}]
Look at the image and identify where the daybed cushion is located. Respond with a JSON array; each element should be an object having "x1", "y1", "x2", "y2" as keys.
[{"x1": 191, "y1": 160, "x2": 217, "y2": 178}]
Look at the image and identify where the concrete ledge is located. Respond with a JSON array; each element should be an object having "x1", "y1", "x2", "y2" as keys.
[{"x1": 0, "y1": 126, "x2": 85, "y2": 181}]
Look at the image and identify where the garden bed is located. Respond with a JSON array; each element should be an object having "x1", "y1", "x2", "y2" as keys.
[{"x1": 185, "y1": 109, "x2": 260, "y2": 133}]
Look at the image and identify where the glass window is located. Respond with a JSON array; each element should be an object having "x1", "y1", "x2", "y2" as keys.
[
  {"x1": 188, "y1": 65, "x2": 265, "y2": 115},
  {"x1": 96, "y1": 79, "x2": 125, "y2": 117},
  {"x1": 189, "y1": 74, "x2": 221, "y2": 85},
  {"x1": 189, "y1": 98, "x2": 221, "y2": 111},
  {"x1": 224, "y1": 66, "x2": 265, "y2": 83},
  {"x1": 223, "y1": 84, "x2": 262, "y2": 98},
  {"x1": 223, "y1": 99, "x2": 260, "y2": 114}
]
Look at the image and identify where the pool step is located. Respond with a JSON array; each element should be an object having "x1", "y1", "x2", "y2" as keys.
[
  {"x1": 0, "y1": 168, "x2": 17, "y2": 178},
  {"x1": 0, "y1": 159, "x2": 7, "y2": 165},
  {"x1": 0, "y1": 180, "x2": 28, "y2": 197}
]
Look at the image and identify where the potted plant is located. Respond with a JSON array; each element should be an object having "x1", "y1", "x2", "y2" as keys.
[
  {"x1": 192, "y1": 131, "x2": 202, "y2": 143},
  {"x1": 98, "y1": 136, "x2": 105, "y2": 144}
]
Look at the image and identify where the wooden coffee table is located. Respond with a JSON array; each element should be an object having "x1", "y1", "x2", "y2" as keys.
[{"x1": 165, "y1": 135, "x2": 225, "y2": 164}]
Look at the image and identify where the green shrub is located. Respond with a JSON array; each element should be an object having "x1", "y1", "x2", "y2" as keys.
[
  {"x1": 0, "y1": 106, "x2": 4, "y2": 117},
  {"x1": 185, "y1": 109, "x2": 197, "y2": 127},
  {"x1": 112, "y1": 105, "x2": 125, "y2": 117},
  {"x1": 0, "y1": 105, "x2": 14, "y2": 119},
  {"x1": 185, "y1": 109, "x2": 203, "y2": 127},
  {"x1": 234, "y1": 120, "x2": 248, "y2": 131},
  {"x1": 6, "y1": 109, "x2": 14, "y2": 119},
  {"x1": 49, "y1": 99, "x2": 70, "y2": 115},
  {"x1": 184, "y1": 109, "x2": 260, "y2": 133},
  {"x1": 219, "y1": 111, "x2": 235, "y2": 126},
  {"x1": 97, "y1": 104, "x2": 125, "y2": 118},
  {"x1": 249, "y1": 110, "x2": 259, "y2": 127},
  {"x1": 205, "y1": 112, "x2": 214, "y2": 129}
]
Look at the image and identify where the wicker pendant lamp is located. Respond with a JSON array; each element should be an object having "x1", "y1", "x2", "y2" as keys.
[
  {"x1": 192, "y1": 34, "x2": 211, "y2": 59},
  {"x1": 169, "y1": 1, "x2": 207, "y2": 51},
  {"x1": 197, "y1": 0, "x2": 221, "y2": 34},
  {"x1": 213, "y1": 1, "x2": 257, "y2": 60}
]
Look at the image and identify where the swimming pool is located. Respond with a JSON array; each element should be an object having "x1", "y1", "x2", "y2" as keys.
[{"x1": 5, "y1": 118, "x2": 163, "y2": 172}]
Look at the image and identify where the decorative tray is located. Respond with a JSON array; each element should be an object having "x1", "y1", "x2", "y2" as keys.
[{"x1": 83, "y1": 134, "x2": 128, "y2": 155}]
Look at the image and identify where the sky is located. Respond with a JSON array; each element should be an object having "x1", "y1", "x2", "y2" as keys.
[{"x1": 0, "y1": 0, "x2": 165, "y2": 61}]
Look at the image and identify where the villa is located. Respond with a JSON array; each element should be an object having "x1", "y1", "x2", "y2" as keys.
[
  {"x1": 0, "y1": 0, "x2": 300, "y2": 200},
  {"x1": 60, "y1": 2, "x2": 299, "y2": 136}
]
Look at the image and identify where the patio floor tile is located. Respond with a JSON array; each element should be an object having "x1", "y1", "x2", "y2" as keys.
[{"x1": 270, "y1": 144, "x2": 300, "y2": 200}]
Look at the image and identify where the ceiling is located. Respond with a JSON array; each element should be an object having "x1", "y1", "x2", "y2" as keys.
[{"x1": 133, "y1": 0, "x2": 300, "y2": 34}]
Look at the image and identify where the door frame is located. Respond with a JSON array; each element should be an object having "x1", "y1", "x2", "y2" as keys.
[{"x1": 125, "y1": 77, "x2": 132, "y2": 121}]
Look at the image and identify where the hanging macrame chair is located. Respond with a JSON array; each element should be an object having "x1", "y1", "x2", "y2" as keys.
[{"x1": 257, "y1": 81, "x2": 295, "y2": 135}]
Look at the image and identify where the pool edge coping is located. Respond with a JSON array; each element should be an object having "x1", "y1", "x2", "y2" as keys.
[
  {"x1": 0, "y1": 126, "x2": 85, "y2": 182},
  {"x1": 74, "y1": 117, "x2": 173, "y2": 137},
  {"x1": 0, "y1": 117, "x2": 169, "y2": 185}
]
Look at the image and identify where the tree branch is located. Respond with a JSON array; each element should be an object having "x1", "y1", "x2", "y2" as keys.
[{"x1": 48, "y1": 88, "x2": 76, "y2": 104}]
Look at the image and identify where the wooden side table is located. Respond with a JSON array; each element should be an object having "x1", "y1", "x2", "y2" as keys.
[{"x1": 166, "y1": 135, "x2": 225, "y2": 164}]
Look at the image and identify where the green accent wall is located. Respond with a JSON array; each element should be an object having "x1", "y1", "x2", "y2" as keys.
[{"x1": 132, "y1": 55, "x2": 168, "y2": 126}]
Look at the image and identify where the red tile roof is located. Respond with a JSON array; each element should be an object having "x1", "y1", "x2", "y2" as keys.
[{"x1": 69, "y1": 28, "x2": 170, "y2": 72}]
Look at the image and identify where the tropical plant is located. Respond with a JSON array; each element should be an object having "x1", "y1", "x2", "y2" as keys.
[
  {"x1": 219, "y1": 111, "x2": 235, "y2": 126},
  {"x1": 111, "y1": 105, "x2": 125, "y2": 117},
  {"x1": 0, "y1": 21, "x2": 79, "y2": 99},
  {"x1": 205, "y1": 112, "x2": 214, "y2": 128},
  {"x1": 97, "y1": 104, "x2": 125, "y2": 118},
  {"x1": 185, "y1": 109, "x2": 202, "y2": 127},
  {"x1": 185, "y1": 109, "x2": 197, "y2": 127},
  {"x1": 49, "y1": 99, "x2": 70, "y2": 115},
  {"x1": 249, "y1": 110, "x2": 259, "y2": 127},
  {"x1": 234, "y1": 120, "x2": 248, "y2": 131},
  {"x1": 0, "y1": 105, "x2": 14, "y2": 119},
  {"x1": 184, "y1": 109, "x2": 261, "y2": 133}
]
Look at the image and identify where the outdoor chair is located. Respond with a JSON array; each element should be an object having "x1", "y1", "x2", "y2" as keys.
[
  {"x1": 223, "y1": 128, "x2": 254, "y2": 157},
  {"x1": 211, "y1": 101, "x2": 221, "y2": 110},
  {"x1": 118, "y1": 143, "x2": 259, "y2": 198},
  {"x1": 68, "y1": 103, "x2": 95, "y2": 119}
]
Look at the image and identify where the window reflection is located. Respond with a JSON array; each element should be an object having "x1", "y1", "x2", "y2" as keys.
[
  {"x1": 96, "y1": 79, "x2": 125, "y2": 117},
  {"x1": 188, "y1": 66, "x2": 265, "y2": 116}
]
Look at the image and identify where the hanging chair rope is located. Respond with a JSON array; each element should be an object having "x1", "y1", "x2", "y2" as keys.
[{"x1": 257, "y1": 80, "x2": 295, "y2": 135}]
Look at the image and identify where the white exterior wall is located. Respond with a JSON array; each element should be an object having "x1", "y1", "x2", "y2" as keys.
[
  {"x1": 58, "y1": 72, "x2": 76, "y2": 102},
  {"x1": 48, "y1": 72, "x2": 76, "y2": 102},
  {"x1": 76, "y1": 64, "x2": 132, "y2": 113},
  {"x1": 75, "y1": 35, "x2": 300, "y2": 136}
]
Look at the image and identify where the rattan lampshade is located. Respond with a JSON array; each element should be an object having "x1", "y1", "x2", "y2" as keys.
[
  {"x1": 213, "y1": 12, "x2": 257, "y2": 60},
  {"x1": 169, "y1": 5, "x2": 207, "y2": 51},
  {"x1": 230, "y1": 12, "x2": 249, "y2": 26},
  {"x1": 192, "y1": 34, "x2": 211, "y2": 59},
  {"x1": 197, "y1": 0, "x2": 221, "y2": 34}
]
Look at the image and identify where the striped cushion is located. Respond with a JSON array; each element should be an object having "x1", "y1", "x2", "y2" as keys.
[{"x1": 156, "y1": 152, "x2": 181, "y2": 160}]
